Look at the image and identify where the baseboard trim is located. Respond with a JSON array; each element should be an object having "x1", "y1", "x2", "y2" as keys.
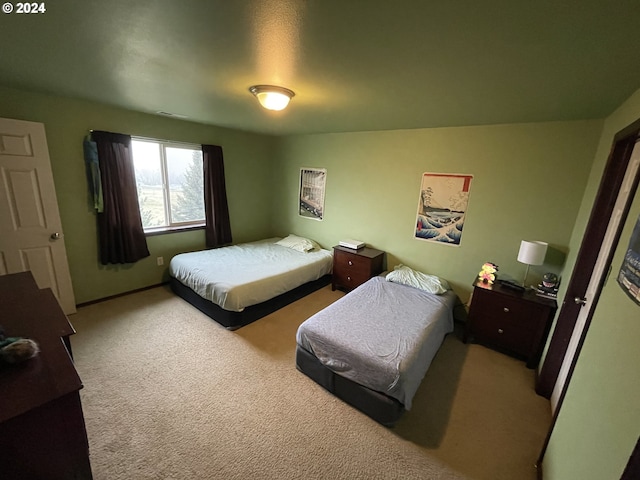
[{"x1": 76, "y1": 282, "x2": 169, "y2": 308}]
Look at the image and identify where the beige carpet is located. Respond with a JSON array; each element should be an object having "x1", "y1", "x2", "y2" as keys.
[{"x1": 70, "y1": 285, "x2": 551, "y2": 480}]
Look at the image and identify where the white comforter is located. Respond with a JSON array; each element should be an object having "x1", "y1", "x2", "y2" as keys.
[{"x1": 169, "y1": 238, "x2": 333, "y2": 312}]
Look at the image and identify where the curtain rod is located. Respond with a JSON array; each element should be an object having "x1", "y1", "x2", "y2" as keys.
[{"x1": 88, "y1": 130, "x2": 202, "y2": 147}]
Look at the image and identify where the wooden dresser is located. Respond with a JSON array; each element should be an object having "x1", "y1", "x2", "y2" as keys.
[
  {"x1": 464, "y1": 280, "x2": 557, "y2": 369},
  {"x1": 332, "y1": 245, "x2": 384, "y2": 292},
  {"x1": 0, "y1": 272, "x2": 92, "y2": 479}
]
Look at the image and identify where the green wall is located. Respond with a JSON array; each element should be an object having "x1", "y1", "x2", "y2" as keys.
[
  {"x1": 0, "y1": 86, "x2": 276, "y2": 304},
  {"x1": 542, "y1": 88, "x2": 640, "y2": 479},
  {"x1": 3, "y1": 80, "x2": 638, "y2": 478},
  {"x1": 272, "y1": 121, "x2": 602, "y2": 301}
]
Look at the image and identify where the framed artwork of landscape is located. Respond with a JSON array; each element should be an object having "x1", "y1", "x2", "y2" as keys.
[{"x1": 414, "y1": 172, "x2": 473, "y2": 246}]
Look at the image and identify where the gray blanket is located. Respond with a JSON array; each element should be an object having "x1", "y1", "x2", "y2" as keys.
[{"x1": 296, "y1": 276, "x2": 456, "y2": 409}]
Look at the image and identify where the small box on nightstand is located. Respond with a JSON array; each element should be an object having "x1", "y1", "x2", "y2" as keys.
[{"x1": 338, "y1": 239, "x2": 365, "y2": 250}]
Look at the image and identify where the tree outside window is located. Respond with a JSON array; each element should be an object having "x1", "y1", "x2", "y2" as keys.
[{"x1": 132, "y1": 139, "x2": 204, "y2": 232}]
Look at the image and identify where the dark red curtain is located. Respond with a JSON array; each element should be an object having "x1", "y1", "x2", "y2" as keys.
[
  {"x1": 203, "y1": 144, "x2": 232, "y2": 248},
  {"x1": 92, "y1": 131, "x2": 150, "y2": 264}
]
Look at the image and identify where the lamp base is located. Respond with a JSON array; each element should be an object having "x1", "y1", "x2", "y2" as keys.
[{"x1": 522, "y1": 264, "x2": 532, "y2": 289}]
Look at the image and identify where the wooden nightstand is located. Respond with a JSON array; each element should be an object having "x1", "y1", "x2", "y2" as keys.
[
  {"x1": 464, "y1": 280, "x2": 557, "y2": 369},
  {"x1": 332, "y1": 245, "x2": 384, "y2": 292}
]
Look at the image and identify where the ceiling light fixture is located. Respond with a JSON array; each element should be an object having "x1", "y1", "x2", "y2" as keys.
[{"x1": 249, "y1": 85, "x2": 295, "y2": 111}]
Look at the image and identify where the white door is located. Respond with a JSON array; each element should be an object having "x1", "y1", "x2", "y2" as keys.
[
  {"x1": 0, "y1": 117, "x2": 76, "y2": 314},
  {"x1": 550, "y1": 140, "x2": 640, "y2": 410}
]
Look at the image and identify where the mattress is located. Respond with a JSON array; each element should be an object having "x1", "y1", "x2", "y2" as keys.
[
  {"x1": 296, "y1": 276, "x2": 456, "y2": 409},
  {"x1": 169, "y1": 238, "x2": 333, "y2": 312}
]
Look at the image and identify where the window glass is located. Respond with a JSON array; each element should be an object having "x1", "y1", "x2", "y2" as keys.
[
  {"x1": 131, "y1": 139, "x2": 204, "y2": 232},
  {"x1": 132, "y1": 140, "x2": 166, "y2": 229},
  {"x1": 166, "y1": 147, "x2": 204, "y2": 224}
]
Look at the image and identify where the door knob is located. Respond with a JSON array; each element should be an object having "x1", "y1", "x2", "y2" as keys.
[
  {"x1": 574, "y1": 296, "x2": 587, "y2": 306},
  {"x1": 50, "y1": 232, "x2": 61, "y2": 240}
]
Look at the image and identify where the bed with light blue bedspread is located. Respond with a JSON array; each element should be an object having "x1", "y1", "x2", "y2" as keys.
[{"x1": 296, "y1": 275, "x2": 456, "y2": 410}]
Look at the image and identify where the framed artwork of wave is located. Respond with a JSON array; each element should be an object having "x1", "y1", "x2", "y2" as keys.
[{"x1": 415, "y1": 172, "x2": 473, "y2": 246}]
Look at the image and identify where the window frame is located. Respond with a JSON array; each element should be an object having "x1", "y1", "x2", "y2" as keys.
[{"x1": 131, "y1": 137, "x2": 206, "y2": 235}]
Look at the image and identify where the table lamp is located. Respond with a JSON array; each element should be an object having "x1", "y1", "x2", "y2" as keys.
[{"x1": 517, "y1": 240, "x2": 548, "y2": 288}]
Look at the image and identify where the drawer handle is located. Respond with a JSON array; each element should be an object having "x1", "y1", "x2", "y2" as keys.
[
  {"x1": 498, "y1": 328, "x2": 504, "y2": 334},
  {"x1": 348, "y1": 260, "x2": 353, "y2": 266},
  {"x1": 503, "y1": 307, "x2": 510, "y2": 313},
  {"x1": 347, "y1": 276, "x2": 351, "y2": 281}
]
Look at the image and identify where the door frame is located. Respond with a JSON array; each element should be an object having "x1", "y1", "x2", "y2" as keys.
[
  {"x1": 537, "y1": 118, "x2": 640, "y2": 398},
  {"x1": 536, "y1": 118, "x2": 640, "y2": 470},
  {"x1": 621, "y1": 436, "x2": 640, "y2": 480}
]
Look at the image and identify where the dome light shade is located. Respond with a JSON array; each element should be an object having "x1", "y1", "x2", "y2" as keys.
[{"x1": 249, "y1": 85, "x2": 295, "y2": 111}]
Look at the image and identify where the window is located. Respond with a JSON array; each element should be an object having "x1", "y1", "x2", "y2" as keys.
[{"x1": 131, "y1": 138, "x2": 204, "y2": 233}]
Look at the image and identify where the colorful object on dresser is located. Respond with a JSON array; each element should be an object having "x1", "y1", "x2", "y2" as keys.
[
  {"x1": 478, "y1": 262, "x2": 499, "y2": 284},
  {"x1": 0, "y1": 326, "x2": 40, "y2": 365}
]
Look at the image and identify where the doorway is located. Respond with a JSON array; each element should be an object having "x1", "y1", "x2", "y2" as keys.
[
  {"x1": 536, "y1": 118, "x2": 640, "y2": 466},
  {"x1": 551, "y1": 144, "x2": 640, "y2": 408},
  {"x1": 0, "y1": 117, "x2": 76, "y2": 313},
  {"x1": 537, "y1": 119, "x2": 640, "y2": 399}
]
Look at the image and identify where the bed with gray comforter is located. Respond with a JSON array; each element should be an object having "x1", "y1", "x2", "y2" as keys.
[{"x1": 295, "y1": 275, "x2": 456, "y2": 424}]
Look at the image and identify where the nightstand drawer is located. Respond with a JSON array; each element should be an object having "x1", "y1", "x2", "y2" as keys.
[
  {"x1": 331, "y1": 245, "x2": 384, "y2": 292},
  {"x1": 334, "y1": 249, "x2": 371, "y2": 276},
  {"x1": 333, "y1": 269, "x2": 371, "y2": 290},
  {"x1": 470, "y1": 289, "x2": 538, "y2": 333},
  {"x1": 471, "y1": 314, "x2": 534, "y2": 354}
]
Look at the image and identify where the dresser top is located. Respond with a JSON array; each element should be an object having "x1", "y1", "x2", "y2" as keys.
[
  {"x1": 473, "y1": 279, "x2": 557, "y2": 308},
  {"x1": 0, "y1": 271, "x2": 81, "y2": 423},
  {"x1": 333, "y1": 245, "x2": 384, "y2": 258}
]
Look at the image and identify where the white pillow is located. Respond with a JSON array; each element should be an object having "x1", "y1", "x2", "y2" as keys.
[
  {"x1": 275, "y1": 234, "x2": 321, "y2": 253},
  {"x1": 385, "y1": 264, "x2": 450, "y2": 294}
]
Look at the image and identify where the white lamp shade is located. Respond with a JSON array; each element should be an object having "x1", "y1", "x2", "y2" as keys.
[{"x1": 517, "y1": 240, "x2": 548, "y2": 266}]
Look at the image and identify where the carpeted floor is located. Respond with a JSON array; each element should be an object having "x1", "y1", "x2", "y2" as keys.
[{"x1": 70, "y1": 284, "x2": 551, "y2": 480}]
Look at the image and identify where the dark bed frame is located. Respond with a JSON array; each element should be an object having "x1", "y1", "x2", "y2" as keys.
[
  {"x1": 170, "y1": 274, "x2": 332, "y2": 330},
  {"x1": 295, "y1": 344, "x2": 405, "y2": 426}
]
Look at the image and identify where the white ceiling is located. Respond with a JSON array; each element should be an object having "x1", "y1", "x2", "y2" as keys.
[{"x1": 2, "y1": 0, "x2": 640, "y2": 135}]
